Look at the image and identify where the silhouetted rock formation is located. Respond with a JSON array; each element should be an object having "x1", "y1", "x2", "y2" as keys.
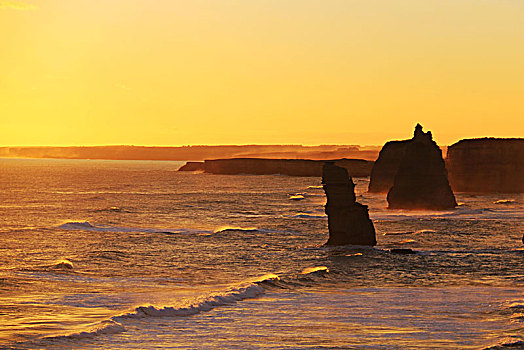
[
  {"x1": 197, "y1": 158, "x2": 374, "y2": 177},
  {"x1": 446, "y1": 138, "x2": 524, "y2": 193},
  {"x1": 387, "y1": 124, "x2": 457, "y2": 210},
  {"x1": 322, "y1": 162, "x2": 376, "y2": 246},
  {"x1": 368, "y1": 140, "x2": 411, "y2": 193},
  {"x1": 390, "y1": 248, "x2": 416, "y2": 255},
  {"x1": 177, "y1": 161, "x2": 204, "y2": 171}
]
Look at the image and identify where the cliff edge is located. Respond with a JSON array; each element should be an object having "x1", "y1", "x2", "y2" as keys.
[{"x1": 446, "y1": 138, "x2": 524, "y2": 193}]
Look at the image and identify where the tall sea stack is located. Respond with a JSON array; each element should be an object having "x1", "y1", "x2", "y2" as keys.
[
  {"x1": 387, "y1": 124, "x2": 457, "y2": 210},
  {"x1": 322, "y1": 162, "x2": 376, "y2": 246}
]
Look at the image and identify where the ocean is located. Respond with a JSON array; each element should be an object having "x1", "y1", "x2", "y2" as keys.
[{"x1": 0, "y1": 158, "x2": 523, "y2": 349}]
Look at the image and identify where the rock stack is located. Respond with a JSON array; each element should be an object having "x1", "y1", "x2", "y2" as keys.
[
  {"x1": 387, "y1": 124, "x2": 457, "y2": 210},
  {"x1": 322, "y1": 162, "x2": 376, "y2": 246},
  {"x1": 368, "y1": 139, "x2": 411, "y2": 193}
]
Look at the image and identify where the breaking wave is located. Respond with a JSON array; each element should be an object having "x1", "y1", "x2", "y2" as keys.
[
  {"x1": 44, "y1": 274, "x2": 278, "y2": 342},
  {"x1": 508, "y1": 302, "x2": 524, "y2": 310},
  {"x1": 383, "y1": 229, "x2": 436, "y2": 236},
  {"x1": 494, "y1": 199, "x2": 516, "y2": 205},
  {"x1": 46, "y1": 320, "x2": 126, "y2": 341},
  {"x1": 290, "y1": 213, "x2": 326, "y2": 219},
  {"x1": 301, "y1": 266, "x2": 329, "y2": 275},
  {"x1": 58, "y1": 222, "x2": 281, "y2": 236},
  {"x1": 57, "y1": 221, "x2": 208, "y2": 235},
  {"x1": 371, "y1": 208, "x2": 523, "y2": 221},
  {"x1": 484, "y1": 337, "x2": 524, "y2": 349},
  {"x1": 213, "y1": 227, "x2": 260, "y2": 234}
]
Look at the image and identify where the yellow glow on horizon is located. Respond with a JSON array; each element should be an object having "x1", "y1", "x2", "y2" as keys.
[{"x1": 1, "y1": 0, "x2": 523, "y2": 147}]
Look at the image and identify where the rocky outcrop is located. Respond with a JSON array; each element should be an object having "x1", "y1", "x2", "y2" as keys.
[
  {"x1": 322, "y1": 162, "x2": 376, "y2": 246},
  {"x1": 387, "y1": 124, "x2": 457, "y2": 210},
  {"x1": 368, "y1": 140, "x2": 411, "y2": 193},
  {"x1": 177, "y1": 161, "x2": 204, "y2": 171},
  {"x1": 446, "y1": 138, "x2": 524, "y2": 193},
  {"x1": 197, "y1": 158, "x2": 374, "y2": 177}
]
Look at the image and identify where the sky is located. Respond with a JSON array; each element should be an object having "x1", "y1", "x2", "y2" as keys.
[{"x1": 0, "y1": 0, "x2": 523, "y2": 146}]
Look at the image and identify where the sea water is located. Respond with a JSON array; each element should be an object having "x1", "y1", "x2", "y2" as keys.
[{"x1": 0, "y1": 158, "x2": 522, "y2": 349}]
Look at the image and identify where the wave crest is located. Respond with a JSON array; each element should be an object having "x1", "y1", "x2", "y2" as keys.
[
  {"x1": 301, "y1": 266, "x2": 329, "y2": 275},
  {"x1": 43, "y1": 274, "x2": 275, "y2": 342}
]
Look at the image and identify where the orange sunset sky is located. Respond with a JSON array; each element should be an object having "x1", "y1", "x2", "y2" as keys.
[{"x1": 1, "y1": 0, "x2": 523, "y2": 146}]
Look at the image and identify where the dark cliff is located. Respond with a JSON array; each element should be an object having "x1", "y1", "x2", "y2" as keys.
[
  {"x1": 446, "y1": 138, "x2": 524, "y2": 193},
  {"x1": 387, "y1": 124, "x2": 457, "y2": 210},
  {"x1": 322, "y1": 162, "x2": 376, "y2": 246},
  {"x1": 195, "y1": 158, "x2": 374, "y2": 177},
  {"x1": 177, "y1": 161, "x2": 205, "y2": 171}
]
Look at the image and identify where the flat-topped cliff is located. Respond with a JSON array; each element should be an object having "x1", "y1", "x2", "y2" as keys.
[
  {"x1": 447, "y1": 138, "x2": 524, "y2": 193},
  {"x1": 179, "y1": 158, "x2": 374, "y2": 177}
]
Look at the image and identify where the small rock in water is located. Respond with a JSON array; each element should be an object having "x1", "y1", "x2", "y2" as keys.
[{"x1": 390, "y1": 248, "x2": 416, "y2": 255}]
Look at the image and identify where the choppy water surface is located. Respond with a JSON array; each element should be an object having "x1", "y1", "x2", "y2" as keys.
[{"x1": 0, "y1": 158, "x2": 523, "y2": 349}]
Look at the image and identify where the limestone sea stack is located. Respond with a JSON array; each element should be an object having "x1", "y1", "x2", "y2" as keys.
[
  {"x1": 322, "y1": 162, "x2": 376, "y2": 246},
  {"x1": 387, "y1": 124, "x2": 457, "y2": 210},
  {"x1": 368, "y1": 139, "x2": 411, "y2": 193},
  {"x1": 446, "y1": 138, "x2": 524, "y2": 193}
]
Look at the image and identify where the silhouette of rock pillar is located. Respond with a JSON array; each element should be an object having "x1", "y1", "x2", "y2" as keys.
[{"x1": 322, "y1": 162, "x2": 376, "y2": 246}]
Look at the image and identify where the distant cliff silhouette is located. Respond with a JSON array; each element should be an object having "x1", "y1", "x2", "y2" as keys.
[
  {"x1": 0, "y1": 145, "x2": 379, "y2": 162},
  {"x1": 179, "y1": 158, "x2": 374, "y2": 177},
  {"x1": 446, "y1": 138, "x2": 524, "y2": 193}
]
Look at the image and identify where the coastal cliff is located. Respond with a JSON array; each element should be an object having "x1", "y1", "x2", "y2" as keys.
[
  {"x1": 447, "y1": 138, "x2": 524, "y2": 193},
  {"x1": 179, "y1": 158, "x2": 374, "y2": 177},
  {"x1": 322, "y1": 162, "x2": 376, "y2": 246},
  {"x1": 177, "y1": 161, "x2": 204, "y2": 171}
]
